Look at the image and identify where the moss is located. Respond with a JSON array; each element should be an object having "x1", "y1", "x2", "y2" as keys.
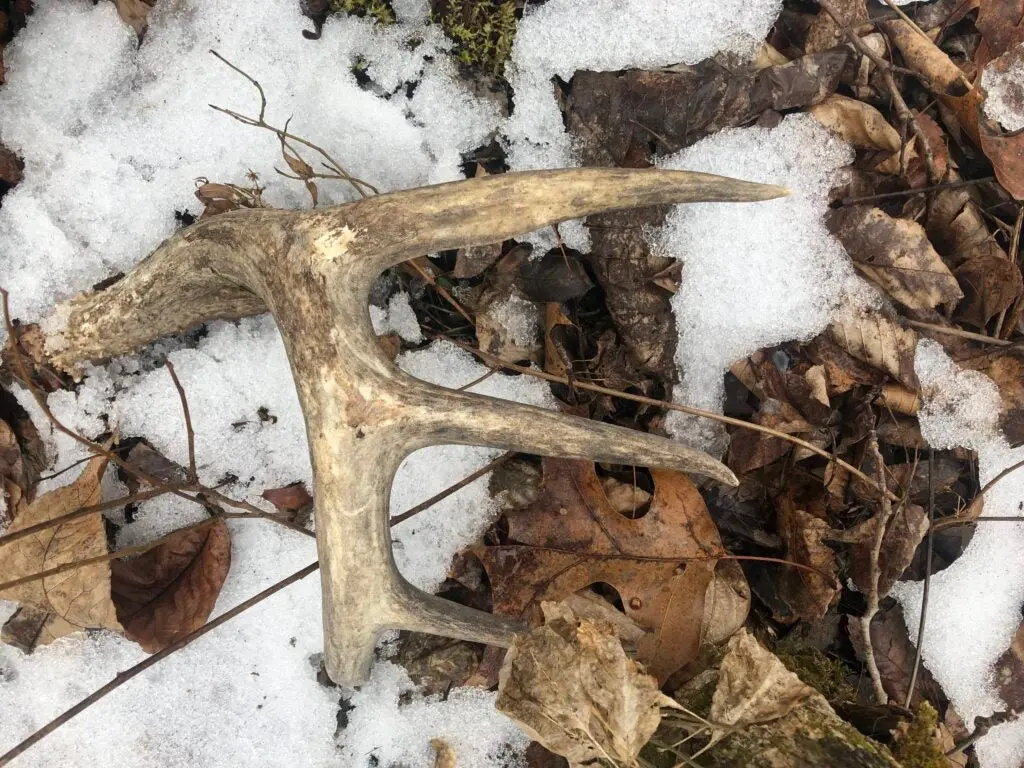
[
  {"x1": 776, "y1": 647, "x2": 857, "y2": 704},
  {"x1": 330, "y1": 0, "x2": 396, "y2": 26},
  {"x1": 433, "y1": 0, "x2": 517, "y2": 75},
  {"x1": 894, "y1": 702, "x2": 946, "y2": 768}
]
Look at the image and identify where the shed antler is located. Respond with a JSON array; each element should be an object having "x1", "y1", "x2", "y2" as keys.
[{"x1": 41, "y1": 168, "x2": 785, "y2": 685}]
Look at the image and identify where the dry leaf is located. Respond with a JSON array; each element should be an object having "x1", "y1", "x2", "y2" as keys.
[
  {"x1": 979, "y1": 44, "x2": 1024, "y2": 199},
  {"x1": 977, "y1": 0, "x2": 1024, "y2": 66},
  {"x1": 810, "y1": 94, "x2": 903, "y2": 161},
  {"x1": 776, "y1": 502, "x2": 839, "y2": 622},
  {"x1": 710, "y1": 630, "x2": 816, "y2": 728},
  {"x1": 476, "y1": 459, "x2": 748, "y2": 681},
  {"x1": 261, "y1": 482, "x2": 314, "y2": 513},
  {"x1": 0, "y1": 453, "x2": 122, "y2": 638},
  {"x1": 805, "y1": 0, "x2": 868, "y2": 54},
  {"x1": 828, "y1": 306, "x2": 919, "y2": 389},
  {"x1": 453, "y1": 241, "x2": 503, "y2": 279},
  {"x1": 111, "y1": 519, "x2": 231, "y2": 652},
  {"x1": 431, "y1": 739, "x2": 457, "y2": 768},
  {"x1": 475, "y1": 290, "x2": 541, "y2": 364},
  {"x1": 496, "y1": 602, "x2": 675, "y2": 766},
  {"x1": 0, "y1": 143, "x2": 23, "y2": 186},
  {"x1": 926, "y1": 179, "x2": 1007, "y2": 267},
  {"x1": 827, "y1": 206, "x2": 963, "y2": 311},
  {"x1": 882, "y1": 19, "x2": 983, "y2": 146},
  {"x1": 834, "y1": 503, "x2": 929, "y2": 597},
  {"x1": 114, "y1": 0, "x2": 155, "y2": 39},
  {"x1": 954, "y1": 251, "x2": 1023, "y2": 327}
]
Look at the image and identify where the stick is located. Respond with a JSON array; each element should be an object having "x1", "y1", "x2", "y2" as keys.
[{"x1": 0, "y1": 562, "x2": 320, "y2": 768}]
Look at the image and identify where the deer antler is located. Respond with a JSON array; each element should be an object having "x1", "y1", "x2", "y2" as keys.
[{"x1": 40, "y1": 168, "x2": 786, "y2": 685}]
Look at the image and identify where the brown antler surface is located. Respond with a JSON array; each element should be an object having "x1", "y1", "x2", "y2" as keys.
[{"x1": 41, "y1": 168, "x2": 785, "y2": 685}]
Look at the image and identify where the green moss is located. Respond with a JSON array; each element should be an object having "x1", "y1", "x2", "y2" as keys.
[
  {"x1": 894, "y1": 702, "x2": 946, "y2": 768},
  {"x1": 776, "y1": 648, "x2": 857, "y2": 704},
  {"x1": 330, "y1": 0, "x2": 396, "y2": 26},
  {"x1": 433, "y1": 0, "x2": 517, "y2": 75}
]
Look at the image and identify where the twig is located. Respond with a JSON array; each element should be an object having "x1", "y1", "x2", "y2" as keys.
[
  {"x1": 0, "y1": 486, "x2": 186, "y2": 548},
  {"x1": 165, "y1": 360, "x2": 198, "y2": 484},
  {"x1": 436, "y1": 334, "x2": 899, "y2": 501},
  {"x1": 0, "y1": 508, "x2": 314, "y2": 595},
  {"x1": 819, "y1": 0, "x2": 940, "y2": 183},
  {"x1": 905, "y1": 447, "x2": 934, "y2": 708},
  {"x1": 840, "y1": 177, "x2": 995, "y2": 206},
  {"x1": 996, "y1": 205, "x2": 1024, "y2": 339},
  {"x1": 905, "y1": 319, "x2": 1012, "y2": 346},
  {"x1": 947, "y1": 710, "x2": 1019, "y2": 756},
  {"x1": 208, "y1": 50, "x2": 377, "y2": 199},
  {"x1": 390, "y1": 452, "x2": 514, "y2": 527},
  {"x1": 859, "y1": 432, "x2": 896, "y2": 705},
  {"x1": 932, "y1": 455, "x2": 1024, "y2": 532},
  {"x1": 407, "y1": 259, "x2": 475, "y2": 328},
  {"x1": 0, "y1": 561, "x2": 320, "y2": 768}
]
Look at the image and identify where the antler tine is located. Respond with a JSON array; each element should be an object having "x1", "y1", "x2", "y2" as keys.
[
  {"x1": 320, "y1": 168, "x2": 788, "y2": 287},
  {"x1": 401, "y1": 378, "x2": 737, "y2": 485}
]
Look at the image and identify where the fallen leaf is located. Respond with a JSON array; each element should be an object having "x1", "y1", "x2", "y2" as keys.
[
  {"x1": 431, "y1": 739, "x2": 457, "y2": 768},
  {"x1": 475, "y1": 290, "x2": 541, "y2": 364},
  {"x1": 261, "y1": 481, "x2": 314, "y2": 513},
  {"x1": 835, "y1": 503, "x2": 929, "y2": 597},
  {"x1": 995, "y1": 618, "x2": 1024, "y2": 709},
  {"x1": 0, "y1": 143, "x2": 22, "y2": 186},
  {"x1": 882, "y1": 19, "x2": 983, "y2": 146},
  {"x1": 114, "y1": 0, "x2": 155, "y2": 39},
  {"x1": 977, "y1": 0, "x2": 1024, "y2": 66},
  {"x1": 110, "y1": 519, "x2": 231, "y2": 652},
  {"x1": 0, "y1": 453, "x2": 123, "y2": 638},
  {"x1": 926, "y1": 179, "x2": 1008, "y2": 267},
  {"x1": 496, "y1": 601, "x2": 675, "y2": 766},
  {"x1": 809, "y1": 94, "x2": 906, "y2": 172},
  {"x1": 979, "y1": 44, "x2": 1024, "y2": 199},
  {"x1": 805, "y1": 0, "x2": 868, "y2": 54},
  {"x1": 953, "y1": 251, "x2": 1023, "y2": 327},
  {"x1": 776, "y1": 500, "x2": 839, "y2": 622},
  {"x1": 963, "y1": 346, "x2": 1024, "y2": 445},
  {"x1": 828, "y1": 305, "x2": 919, "y2": 389},
  {"x1": 476, "y1": 459, "x2": 748, "y2": 680},
  {"x1": 710, "y1": 629, "x2": 816, "y2": 728},
  {"x1": 827, "y1": 206, "x2": 963, "y2": 311}
]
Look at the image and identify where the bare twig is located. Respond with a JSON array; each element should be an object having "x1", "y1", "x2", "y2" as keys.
[
  {"x1": 905, "y1": 447, "x2": 934, "y2": 708},
  {"x1": 933, "y1": 455, "x2": 1024, "y2": 532},
  {"x1": 905, "y1": 319, "x2": 1012, "y2": 346},
  {"x1": 947, "y1": 710, "x2": 1020, "y2": 756},
  {"x1": 840, "y1": 176, "x2": 995, "y2": 206},
  {"x1": 208, "y1": 50, "x2": 377, "y2": 199},
  {"x1": 997, "y1": 205, "x2": 1024, "y2": 339},
  {"x1": 390, "y1": 452, "x2": 514, "y2": 527},
  {"x1": 165, "y1": 360, "x2": 198, "y2": 484},
  {"x1": 0, "y1": 561, "x2": 320, "y2": 768},
  {"x1": 407, "y1": 259, "x2": 475, "y2": 328},
  {"x1": 437, "y1": 334, "x2": 899, "y2": 501},
  {"x1": 859, "y1": 433, "x2": 897, "y2": 704}
]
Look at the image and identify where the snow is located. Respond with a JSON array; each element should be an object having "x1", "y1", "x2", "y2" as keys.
[
  {"x1": 651, "y1": 114, "x2": 863, "y2": 452},
  {"x1": 0, "y1": 0, "x2": 499, "y2": 324},
  {"x1": 982, "y1": 43, "x2": 1024, "y2": 133},
  {"x1": 893, "y1": 341, "x2": 1024, "y2": 768},
  {"x1": 501, "y1": 0, "x2": 782, "y2": 250}
]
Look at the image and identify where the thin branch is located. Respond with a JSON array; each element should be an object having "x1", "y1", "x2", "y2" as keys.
[
  {"x1": 208, "y1": 50, "x2": 377, "y2": 199},
  {"x1": 436, "y1": 334, "x2": 899, "y2": 501},
  {"x1": 933, "y1": 455, "x2": 1024, "y2": 532},
  {"x1": 0, "y1": 486, "x2": 186, "y2": 549},
  {"x1": 859, "y1": 432, "x2": 897, "y2": 704},
  {"x1": 390, "y1": 452, "x2": 514, "y2": 527},
  {"x1": 165, "y1": 360, "x2": 198, "y2": 484},
  {"x1": 0, "y1": 561, "x2": 320, "y2": 768},
  {"x1": 997, "y1": 205, "x2": 1024, "y2": 339},
  {"x1": 905, "y1": 447, "x2": 934, "y2": 708},
  {"x1": 407, "y1": 259, "x2": 475, "y2": 328},
  {"x1": 840, "y1": 176, "x2": 995, "y2": 206},
  {"x1": 904, "y1": 319, "x2": 1012, "y2": 346}
]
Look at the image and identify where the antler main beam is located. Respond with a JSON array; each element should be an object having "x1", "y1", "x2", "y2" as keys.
[{"x1": 42, "y1": 169, "x2": 786, "y2": 685}]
